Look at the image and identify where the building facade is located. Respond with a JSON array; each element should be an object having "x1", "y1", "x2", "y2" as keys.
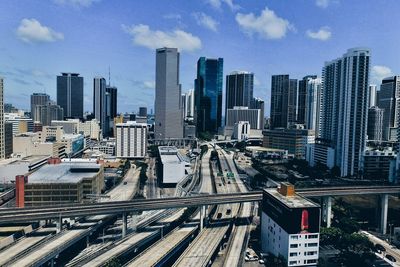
[
  {"x1": 378, "y1": 76, "x2": 400, "y2": 141},
  {"x1": 4, "y1": 122, "x2": 13, "y2": 158},
  {"x1": 369, "y1": 85, "x2": 377, "y2": 107},
  {"x1": 225, "y1": 71, "x2": 254, "y2": 115},
  {"x1": 57, "y1": 73, "x2": 84, "y2": 119},
  {"x1": 34, "y1": 103, "x2": 64, "y2": 126},
  {"x1": 226, "y1": 106, "x2": 262, "y2": 130},
  {"x1": 270, "y1": 75, "x2": 298, "y2": 129},
  {"x1": 298, "y1": 76, "x2": 317, "y2": 125},
  {"x1": 195, "y1": 57, "x2": 223, "y2": 135},
  {"x1": 155, "y1": 48, "x2": 183, "y2": 139},
  {"x1": 182, "y1": 89, "x2": 195, "y2": 120},
  {"x1": 319, "y1": 48, "x2": 370, "y2": 177},
  {"x1": 30, "y1": 93, "x2": 50, "y2": 121},
  {"x1": 116, "y1": 122, "x2": 147, "y2": 158},
  {"x1": 0, "y1": 78, "x2": 4, "y2": 159},
  {"x1": 261, "y1": 184, "x2": 320, "y2": 267},
  {"x1": 304, "y1": 77, "x2": 322, "y2": 137},
  {"x1": 367, "y1": 106, "x2": 384, "y2": 141}
]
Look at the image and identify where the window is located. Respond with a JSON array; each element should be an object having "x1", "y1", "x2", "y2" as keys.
[
  {"x1": 306, "y1": 251, "x2": 317, "y2": 256},
  {"x1": 290, "y1": 252, "x2": 297, "y2": 257},
  {"x1": 308, "y1": 234, "x2": 318, "y2": 239},
  {"x1": 289, "y1": 261, "x2": 297, "y2": 265},
  {"x1": 291, "y1": 235, "x2": 298, "y2": 240},
  {"x1": 308, "y1": 243, "x2": 318, "y2": 247},
  {"x1": 307, "y1": 259, "x2": 317, "y2": 264},
  {"x1": 290, "y1": 244, "x2": 298, "y2": 248}
]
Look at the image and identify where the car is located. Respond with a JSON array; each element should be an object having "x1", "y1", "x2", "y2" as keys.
[
  {"x1": 259, "y1": 259, "x2": 265, "y2": 264},
  {"x1": 375, "y1": 244, "x2": 386, "y2": 252},
  {"x1": 123, "y1": 181, "x2": 127, "y2": 185},
  {"x1": 216, "y1": 213, "x2": 222, "y2": 219},
  {"x1": 385, "y1": 254, "x2": 396, "y2": 262},
  {"x1": 226, "y1": 209, "x2": 232, "y2": 215}
]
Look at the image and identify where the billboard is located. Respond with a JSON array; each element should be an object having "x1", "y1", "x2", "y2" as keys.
[{"x1": 262, "y1": 191, "x2": 320, "y2": 234}]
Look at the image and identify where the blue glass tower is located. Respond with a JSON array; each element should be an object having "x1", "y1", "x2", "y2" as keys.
[{"x1": 195, "y1": 57, "x2": 223, "y2": 136}]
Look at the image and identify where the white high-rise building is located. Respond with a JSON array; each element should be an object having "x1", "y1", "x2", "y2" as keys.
[
  {"x1": 0, "y1": 77, "x2": 4, "y2": 159},
  {"x1": 369, "y1": 85, "x2": 377, "y2": 107},
  {"x1": 116, "y1": 122, "x2": 147, "y2": 158},
  {"x1": 318, "y1": 48, "x2": 370, "y2": 177},
  {"x1": 304, "y1": 77, "x2": 322, "y2": 137},
  {"x1": 182, "y1": 89, "x2": 195, "y2": 120},
  {"x1": 155, "y1": 48, "x2": 183, "y2": 139}
]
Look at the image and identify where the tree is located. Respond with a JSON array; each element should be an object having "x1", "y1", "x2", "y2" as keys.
[{"x1": 320, "y1": 227, "x2": 343, "y2": 246}]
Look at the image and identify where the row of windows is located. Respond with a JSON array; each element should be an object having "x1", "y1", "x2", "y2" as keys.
[
  {"x1": 290, "y1": 251, "x2": 317, "y2": 257},
  {"x1": 290, "y1": 243, "x2": 318, "y2": 248},
  {"x1": 289, "y1": 259, "x2": 317, "y2": 265}
]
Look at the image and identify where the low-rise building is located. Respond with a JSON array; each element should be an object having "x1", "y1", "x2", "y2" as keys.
[
  {"x1": 261, "y1": 183, "x2": 320, "y2": 266},
  {"x1": 16, "y1": 158, "x2": 104, "y2": 207},
  {"x1": 245, "y1": 146, "x2": 288, "y2": 159},
  {"x1": 233, "y1": 121, "x2": 250, "y2": 141},
  {"x1": 13, "y1": 132, "x2": 66, "y2": 158},
  {"x1": 362, "y1": 148, "x2": 397, "y2": 181},
  {"x1": 306, "y1": 139, "x2": 335, "y2": 169},
  {"x1": 157, "y1": 146, "x2": 189, "y2": 186}
]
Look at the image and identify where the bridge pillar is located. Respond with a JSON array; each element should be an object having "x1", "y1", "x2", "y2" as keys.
[
  {"x1": 200, "y1": 205, "x2": 206, "y2": 230},
  {"x1": 322, "y1": 196, "x2": 332, "y2": 228},
  {"x1": 57, "y1": 216, "x2": 63, "y2": 233},
  {"x1": 380, "y1": 194, "x2": 389, "y2": 234},
  {"x1": 122, "y1": 212, "x2": 128, "y2": 238}
]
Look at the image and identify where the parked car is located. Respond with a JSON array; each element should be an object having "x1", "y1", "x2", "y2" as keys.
[
  {"x1": 375, "y1": 244, "x2": 386, "y2": 252},
  {"x1": 385, "y1": 254, "x2": 396, "y2": 262}
]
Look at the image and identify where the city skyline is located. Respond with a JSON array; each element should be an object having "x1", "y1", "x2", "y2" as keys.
[{"x1": 1, "y1": 1, "x2": 399, "y2": 114}]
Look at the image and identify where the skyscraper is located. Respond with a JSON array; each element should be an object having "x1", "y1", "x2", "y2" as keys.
[
  {"x1": 377, "y1": 76, "x2": 400, "y2": 141},
  {"x1": 155, "y1": 48, "x2": 183, "y2": 139},
  {"x1": 270, "y1": 75, "x2": 297, "y2": 129},
  {"x1": 0, "y1": 77, "x2": 4, "y2": 159},
  {"x1": 367, "y1": 106, "x2": 383, "y2": 141},
  {"x1": 252, "y1": 97, "x2": 265, "y2": 129},
  {"x1": 369, "y1": 85, "x2": 377, "y2": 107},
  {"x1": 93, "y1": 77, "x2": 108, "y2": 136},
  {"x1": 182, "y1": 89, "x2": 195, "y2": 120},
  {"x1": 225, "y1": 71, "x2": 254, "y2": 114},
  {"x1": 106, "y1": 85, "x2": 117, "y2": 120},
  {"x1": 319, "y1": 48, "x2": 370, "y2": 177},
  {"x1": 304, "y1": 77, "x2": 322, "y2": 137},
  {"x1": 57, "y1": 73, "x2": 84, "y2": 119},
  {"x1": 139, "y1": 107, "x2": 147, "y2": 117},
  {"x1": 30, "y1": 93, "x2": 50, "y2": 121},
  {"x1": 34, "y1": 103, "x2": 64, "y2": 126},
  {"x1": 298, "y1": 75, "x2": 317, "y2": 125},
  {"x1": 195, "y1": 57, "x2": 223, "y2": 135}
]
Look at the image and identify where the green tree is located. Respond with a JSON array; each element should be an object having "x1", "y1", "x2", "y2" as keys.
[{"x1": 320, "y1": 227, "x2": 343, "y2": 246}]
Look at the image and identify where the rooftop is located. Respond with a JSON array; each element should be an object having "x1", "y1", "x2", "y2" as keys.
[
  {"x1": 264, "y1": 187, "x2": 319, "y2": 209},
  {"x1": 28, "y1": 162, "x2": 101, "y2": 184}
]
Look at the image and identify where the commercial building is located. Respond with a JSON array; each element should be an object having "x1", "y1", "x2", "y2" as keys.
[
  {"x1": 225, "y1": 71, "x2": 253, "y2": 114},
  {"x1": 13, "y1": 132, "x2": 66, "y2": 158},
  {"x1": 306, "y1": 140, "x2": 335, "y2": 169},
  {"x1": 0, "y1": 77, "x2": 4, "y2": 159},
  {"x1": 4, "y1": 122, "x2": 13, "y2": 158},
  {"x1": 298, "y1": 76, "x2": 318, "y2": 125},
  {"x1": 378, "y1": 76, "x2": 400, "y2": 141},
  {"x1": 226, "y1": 106, "x2": 262, "y2": 130},
  {"x1": 261, "y1": 183, "x2": 320, "y2": 267},
  {"x1": 0, "y1": 155, "x2": 50, "y2": 183},
  {"x1": 34, "y1": 103, "x2": 64, "y2": 126},
  {"x1": 367, "y1": 106, "x2": 384, "y2": 141},
  {"x1": 362, "y1": 148, "x2": 397, "y2": 181},
  {"x1": 252, "y1": 97, "x2": 265, "y2": 130},
  {"x1": 116, "y1": 122, "x2": 147, "y2": 158},
  {"x1": 4, "y1": 114, "x2": 33, "y2": 135},
  {"x1": 270, "y1": 75, "x2": 298, "y2": 129},
  {"x1": 51, "y1": 119, "x2": 101, "y2": 140},
  {"x1": 318, "y1": 48, "x2": 370, "y2": 177},
  {"x1": 195, "y1": 57, "x2": 223, "y2": 135},
  {"x1": 106, "y1": 85, "x2": 117, "y2": 122},
  {"x1": 93, "y1": 76, "x2": 109, "y2": 136},
  {"x1": 233, "y1": 121, "x2": 250, "y2": 141},
  {"x1": 157, "y1": 146, "x2": 189, "y2": 186},
  {"x1": 304, "y1": 77, "x2": 322, "y2": 137},
  {"x1": 138, "y1": 107, "x2": 147, "y2": 117},
  {"x1": 263, "y1": 127, "x2": 315, "y2": 159},
  {"x1": 30, "y1": 93, "x2": 50, "y2": 121},
  {"x1": 16, "y1": 159, "x2": 104, "y2": 207},
  {"x1": 184, "y1": 124, "x2": 196, "y2": 138},
  {"x1": 245, "y1": 146, "x2": 288, "y2": 159},
  {"x1": 57, "y1": 73, "x2": 84, "y2": 119},
  {"x1": 182, "y1": 89, "x2": 195, "y2": 121},
  {"x1": 369, "y1": 85, "x2": 377, "y2": 107},
  {"x1": 155, "y1": 47, "x2": 183, "y2": 139}
]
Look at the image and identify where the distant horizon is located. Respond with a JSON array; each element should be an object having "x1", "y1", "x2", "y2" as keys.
[{"x1": 1, "y1": 0, "x2": 399, "y2": 115}]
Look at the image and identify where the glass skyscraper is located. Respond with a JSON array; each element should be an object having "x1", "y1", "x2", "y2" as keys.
[
  {"x1": 195, "y1": 57, "x2": 223, "y2": 135},
  {"x1": 57, "y1": 73, "x2": 84, "y2": 119}
]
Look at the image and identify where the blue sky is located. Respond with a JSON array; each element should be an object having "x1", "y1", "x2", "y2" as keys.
[{"x1": 0, "y1": 0, "x2": 399, "y2": 116}]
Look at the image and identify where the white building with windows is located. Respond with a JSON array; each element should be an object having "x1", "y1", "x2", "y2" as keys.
[
  {"x1": 116, "y1": 122, "x2": 147, "y2": 158},
  {"x1": 261, "y1": 183, "x2": 320, "y2": 266}
]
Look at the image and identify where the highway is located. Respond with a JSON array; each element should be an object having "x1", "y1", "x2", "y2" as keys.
[
  {"x1": 3, "y1": 165, "x2": 141, "y2": 267},
  {"x1": 362, "y1": 231, "x2": 400, "y2": 266}
]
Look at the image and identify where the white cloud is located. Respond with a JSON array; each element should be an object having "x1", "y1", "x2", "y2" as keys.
[
  {"x1": 316, "y1": 0, "x2": 330, "y2": 8},
  {"x1": 163, "y1": 13, "x2": 182, "y2": 20},
  {"x1": 54, "y1": 0, "x2": 99, "y2": 8},
  {"x1": 306, "y1": 26, "x2": 332, "y2": 41},
  {"x1": 371, "y1": 65, "x2": 393, "y2": 84},
  {"x1": 193, "y1": 12, "x2": 219, "y2": 32},
  {"x1": 206, "y1": 0, "x2": 240, "y2": 11},
  {"x1": 143, "y1": 81, "x2": 155, "y2": 89},
  {"x1": 122, "y1": 24, "x2": 202, "y2": 52},
  {"x1": 235, "y1": 7, "x2": 294, "y2": 40},
  {"x1": 16, "y1": 18, "x2": 64, "y2": 43}
]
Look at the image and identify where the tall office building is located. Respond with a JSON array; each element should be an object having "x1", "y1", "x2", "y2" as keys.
[
  {"x1": 106, "y1": 85, "x2": 117, "y2": 119},
  {"x1": 319, "y1": 48, "x2": 370, "y2": 177},
  {"x1": 367, "y1": 106, "x2": 383, "y2": 141},
  {"x1": 155, "y1": 48, "x2": 183, "y2": 139},
  {"x1": 304, "y1": 77, "x2": 322, "y2": 137},
  {"x1": 57, "y1": 73, "x2": 84, "y2": 119},
  {"x1": 369, "y1": 85, "x2": 377, "y2": 107},
  {"x1": 30, "y1": 93, "x2": 50, "y2": 121},
  {"x1": 226, "y1": 106, "x2": 262, "y2": 130},
  {"x1": 34, "y1": 103, "x2": 64, "y2": 126},
  {"x1": 298, "y1": 76, "x2": 317, "y2": 125},
  {"x1": 377, "y1": 76, "x2": 400, "y2": 141},
  {"x1": 195, "y1": 57, "x2": 223, "y2": 135},
  {"x1": 225, "y1": 71, "x2": 254, "y2": 114},
  {"x1": 182, "y1": 89, "x2": 195, "y2": 120},
  {"x1": 0, "y1": 78, "x2": 4, "y2": 159},
  {"x1": 253, "y1": 97, "x2": 265, "y2": 129},
  {"x1": 93, "y1": 77, "x2": 109, "y2": 137},
  {"x1": 4, "y1": 122, "x2": 13, "y2": 158},
  {"x1": 139, "y1": 107, "x2": 147, "y2": 117},
  {"x1": 270, "y1": 75, "x2": 298, "y2": 129}
]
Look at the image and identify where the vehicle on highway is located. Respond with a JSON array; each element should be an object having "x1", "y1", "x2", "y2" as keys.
[
  {"x1": 216, "y1": 213, "x2": 222, "y2": 219},
  {"x1": 226, "y1": 209, "x2": 231, "y2": 215},
  {"x1": 375, "y1": 244, "x2": 386, "y2": 252},
  {"x1": 259, "y1": 259, "x2": 265, "y2": 264},
  {"x1": 124, "y1": 181, "x2": 127, "y2": 185},
  {"x1": 385, "y1": 254, "x2": 396, "y2": 262}
]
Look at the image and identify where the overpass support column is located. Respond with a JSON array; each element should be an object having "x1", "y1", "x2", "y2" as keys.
[
  {"x1": 380, "y1": 194, "x2": 388, "y2": 234},
  {"x1": 57, "y1": 216, "x2": 62, "y2": 233},
  {"x1": 122, "y1": 212, "x2": 127, "y2": 238},
  {"x1": 322, "y1": 196, "x2": 332, "y2": 228},
  {"x1": 200, "y1": 205, "x2": 206, "y2": 230}
]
